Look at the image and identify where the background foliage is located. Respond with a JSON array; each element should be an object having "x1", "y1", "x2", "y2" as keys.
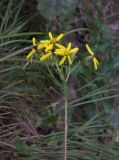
[{"x1": 0, "y1": 0, "x2": 119, "y2": 159}]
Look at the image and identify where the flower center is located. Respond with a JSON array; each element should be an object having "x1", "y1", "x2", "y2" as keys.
[
  {"x1": 52, "y1": 38, "x2": 56, "y2": 44},
  {"x1": 64, "y1": 50, "x2": 69, "y2": 56}
]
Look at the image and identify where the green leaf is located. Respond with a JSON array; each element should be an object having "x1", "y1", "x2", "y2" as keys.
[
  {"x1": 15, "y1": 136, "x2": 27, "y2": 153},
  {"x1": 37, "y1": 0, "x2": 78, "y2": 20}
]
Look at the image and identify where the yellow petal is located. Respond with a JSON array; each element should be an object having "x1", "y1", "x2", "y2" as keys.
[
  {"x1": 55, "y1": 43, "x2": 65, "y2": 49},
  {"x1": 40, "y1": 52, "x2": 52, "y2": 61},
  {"x1": 49, "y1": 32, "x2": 53, "y2": 40},
  {"x1": 37, "y1": 43, "x2": 46, "y2": 50},
  {"x1": 54, "y1": 50, "x2": 64, "y2": 56},
  {"x1": 67, "y1": 56, "x2": 72, "y2": 65},
  {"x1": 55, "y1": 49, "x2": 64, "y2": 52},
  {"x1": 67, "y1": 43, "x2": 72, "y2": 51},
  {"x1": 26, "y1": 49, "x2": 36, "y2": 59},
  {"x1": 40, "y1": 40, "x2": 51, "y2": 43},
  {"x1": 56, "y1": 34, "x2": 64, "y2": 41},
  {"x1": 86, "y1": 44, "x2": 94, "y2": 56},
  {"x1": 69, "y1": 47, "x2": 79, "y2": 54},
  {"x1": 59, "y1": 56, "x2": 66, "y2": 65},
  {"x1": 32, "y1": 37, "x2": 37, "y2": 46},
  {"x1": 45, "y1": 44, "x2": 53, "y2": 51},
  {"x1": 93, "y1": 57, "x2": 99, "y2": 70},
  {"x1": 95, "y1": 57, "x2": 99, "y2": 65}
]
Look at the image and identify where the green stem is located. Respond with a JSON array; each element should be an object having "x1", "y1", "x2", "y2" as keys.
[
  {"x1": 64, "y1": 96, "x2": 68, "y2": 160},
  {"x1": 63, "y1": 82, "x2": 68, "y2": 160}
]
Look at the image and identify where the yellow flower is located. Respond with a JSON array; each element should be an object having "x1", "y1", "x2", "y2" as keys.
[
  {"x1": 37, "y1": 41, "x2": 51, "y2": 50},
  {"x1": 40, "y1": 32, "x2": 64, "y2": 49},
  {"x1": 40, "y1": 51, "x2": 53, "y2": 61},
  {"x1": 27, "y1": 36, "x2": 53, "y2": 62},
  {"x1": 39, "y1": 32, "x2": 64, "y2": 62},
  {"x1": 55, "y1": 43, "x2": 79, "y2": 65},
  {"x1": 26, "y1": 37, "x2": 37, "y2": 61},
  {"x1": 85, "y1": 43, "x2": 99, "y2": 70}
]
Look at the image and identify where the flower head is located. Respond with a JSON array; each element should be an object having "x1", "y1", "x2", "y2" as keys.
[
  {"x1": 39, "y1": 32, "x2": 64, "y2": 62},
  {"x1": 55, "y1": 43, "x2": 79, "y2": 65},
  {"x1": 37, "y1": 42, "x2": 50, "y2": 50},
  {"x1": 85, "y1": 43, "x2": 99, "y2": 70},
  {"x1": 40, "y1": 32, "x2": 64, "y2": 50},
  {"x1": 26, "y1": 37, "x2": 37, "y2": 62}
]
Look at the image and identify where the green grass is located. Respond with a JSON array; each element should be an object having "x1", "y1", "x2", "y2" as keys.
[{"x1": 0, "y1": 0, "x2": 119, "y2": 160}]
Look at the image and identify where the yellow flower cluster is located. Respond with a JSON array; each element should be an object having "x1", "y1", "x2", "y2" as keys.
[
  {"x1": 26, "y1": 32, "x2": 99, "y2": 69},
  {"x1": 27, "y1": 32, "x2": 78, "y2": 65}
]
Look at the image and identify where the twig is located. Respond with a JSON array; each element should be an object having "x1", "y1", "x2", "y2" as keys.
[{"x1": 0, "y1": 141, "x2": 16, "y2": 149}]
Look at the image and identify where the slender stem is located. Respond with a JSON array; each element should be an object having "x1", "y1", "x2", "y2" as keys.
[
  {"x1": 64, "y1": 96, "x2": 68, "y2": 160},
  {"x1": 63, "y1": 68, "x2": 69, "y2": 160}
]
